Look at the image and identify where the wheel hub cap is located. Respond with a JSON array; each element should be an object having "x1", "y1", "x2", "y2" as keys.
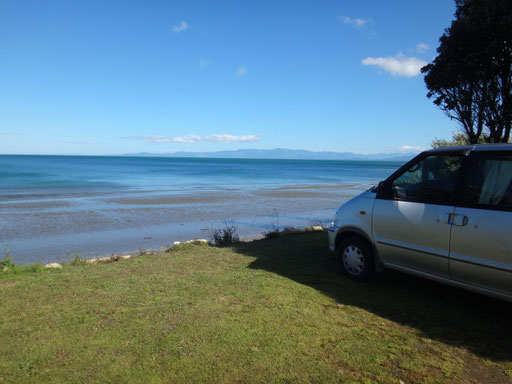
[{"x1": 343, "y1": 245, "x2": 364, "y2": 275}]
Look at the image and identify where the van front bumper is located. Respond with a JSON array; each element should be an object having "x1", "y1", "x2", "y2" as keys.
[{"x1": 327, "y1": 225, "x2": 338, "y2": 252}]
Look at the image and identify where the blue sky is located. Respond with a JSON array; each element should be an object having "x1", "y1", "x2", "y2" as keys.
[{"x1": 0, "y1": 0, "x2": 457, "y2": 155}]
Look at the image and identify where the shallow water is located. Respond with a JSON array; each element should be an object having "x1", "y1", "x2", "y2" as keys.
[{"x1": 0, "y1": 155, "x2": 402, "y2": 263}]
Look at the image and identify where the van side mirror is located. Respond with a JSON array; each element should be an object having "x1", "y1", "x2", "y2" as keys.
[{"x1": 376, "y1": 181, "x2": 389, "y2": 199}]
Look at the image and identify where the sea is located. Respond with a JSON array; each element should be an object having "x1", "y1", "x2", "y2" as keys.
[{"x1": 0, "y1": 155, "x2": 403, "y2": 264}]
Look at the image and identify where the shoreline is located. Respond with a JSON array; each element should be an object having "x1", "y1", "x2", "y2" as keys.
[
  {"x1": 1, "y1": 225, "x2": 326, "y2": 271},
  {"x1": 0, "y1": 183, "x2": 360, "y2": 265}
]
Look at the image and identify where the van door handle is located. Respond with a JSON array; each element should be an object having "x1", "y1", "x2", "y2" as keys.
[
  {"x1": 452, "y1": 215, "x2": 468, "y2": 226},
  {"x1": 440, "y1": 213, "x2": 452, "y2": 224}
]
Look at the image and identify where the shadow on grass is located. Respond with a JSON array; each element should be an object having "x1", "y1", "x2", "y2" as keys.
[{"x1": 233, "y1": 231, "x2": 512, "y2": 362}]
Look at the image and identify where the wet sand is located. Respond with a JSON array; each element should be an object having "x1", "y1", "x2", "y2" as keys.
[
  {"x1": 278, "y1": 184, "x2": 356, "y2": 190},
  {"x1": 0, "y1": 184, "x2": 363, "y2": 264}
]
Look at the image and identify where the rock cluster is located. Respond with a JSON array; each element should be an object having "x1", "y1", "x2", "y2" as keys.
[
  {"x1": 39, "y1": 228, "x2": 324, "y2": 268},
  {"x1": 84, "y1": 254, "x2": 133, "y2": 264},
  {"x1": 173, "y1": 239, "x2": 209, "y2": 246},
  {"x1": 280, "y1": 226, "x2": 324, "y2": 235}
]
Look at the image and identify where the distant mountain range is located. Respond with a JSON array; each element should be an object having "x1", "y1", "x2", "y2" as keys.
[{"x1": 122, "y1": 148, "x2": 420, "y2": 161}]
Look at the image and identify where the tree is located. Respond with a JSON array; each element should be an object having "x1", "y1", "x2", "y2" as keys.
[
  {"x1": 431, "y1": 132, "x2": 470, "y2": 149},
  {"x1": 430, "y1": 130, "x2": 489, "y2": 148},
  {"x1": 422, "y1": 0, "x2": 512, "y2": 144}
]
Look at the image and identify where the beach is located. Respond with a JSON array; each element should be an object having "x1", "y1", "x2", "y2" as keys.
[
  {"x1": 0, "y1": 156, "x2": 401, "y2": 264},
  {"x1": 0, "y1": 184, "x2": 359, "y2": 264}
]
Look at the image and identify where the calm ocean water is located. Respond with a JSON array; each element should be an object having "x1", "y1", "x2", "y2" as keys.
[
  {"x1": 0, "y1": 155, "x2": 401, "y2": 193},
  {"x1": 0, "y1": 155, "x2": 404, "y2": 264}
]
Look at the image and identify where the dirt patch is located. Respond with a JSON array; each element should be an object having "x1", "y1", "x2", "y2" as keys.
[{"x1": 464, "y1": 354, "x2": 512, "y2": 383}]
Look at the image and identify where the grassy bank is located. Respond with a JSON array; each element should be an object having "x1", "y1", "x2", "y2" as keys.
[{"x1": 1, "y1": 232, "x2": 511, "y2": 383}]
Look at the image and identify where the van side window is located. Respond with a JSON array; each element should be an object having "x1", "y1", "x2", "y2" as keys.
[
  {"x1": 462, "y1": 155, "x2": 512, "y2": 210},
  {"x1": 390, "y1": 155, "x2": 463, "y2": 204}
]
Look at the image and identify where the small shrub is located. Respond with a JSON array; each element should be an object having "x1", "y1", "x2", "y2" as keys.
[
  {"x1": 0, "y1": 256, "x2": 15, "y2": 272},
  {"x1": 263, "y1": 227, "x2": 280, "y2": 240},
  {"x1": 1, "y1": 247, "x2": 15, "y2": 273},
  {"x1": 211, "y1": 221, "x2": 240, "y2": 246},
  {"x1": 69, "y1": 254, "x2": 85, "y2": 266}
]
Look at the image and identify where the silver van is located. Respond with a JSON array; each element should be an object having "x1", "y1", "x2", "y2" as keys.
[{"x1": 327, "y1": 144, "x2": 512, "y2": 302}]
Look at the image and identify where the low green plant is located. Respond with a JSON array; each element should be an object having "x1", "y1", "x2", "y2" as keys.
[
  {"x1": 0, "y1": 253, "x2": 45, "y2": 276},
  {"x1": 0, "y1": 255, "x2": 15, "y2": 271},
  {"x1": 69, "y1": 254, "x2": 85, "y2": 266},
  {"x1": 1, "y1": 247, "x2": 15, "y2": 273}
]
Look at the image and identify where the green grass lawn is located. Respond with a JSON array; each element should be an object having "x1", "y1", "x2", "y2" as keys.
[{"x1": 1, "y1": 232, "x2": 511, "y2": 383}]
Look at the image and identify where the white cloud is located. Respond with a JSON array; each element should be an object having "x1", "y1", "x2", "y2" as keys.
[
  {"x1": 207, "y1": 134, "x2": 260, "y2": 143},
  {"x1": 172, "y1": 21, "x2": 188, "y2": 33},
  {"x1": 200, "y1": 59, "x2": 213, "y2": 68},
  {"x1": 338, "y1": 15, "x2": 367, "y2": 29},
  {"x1": 397, "y1": 145, "x2": 425, "y2": 152},
  {"x1": 361, "y1": 53, "x2": 427, "y2": 77},
  {"x1": 235, "y1": 65, "x2": 247, "y2": 77},
  {"x1": 125, "y1": 134, "x2": 261, "y2": 144},
  {"x1": 416, "y1": 43, "x2": 429, "y2": 53},
  {"x1": 171, "y1": 135, "x2": 202, "y2": 143}
]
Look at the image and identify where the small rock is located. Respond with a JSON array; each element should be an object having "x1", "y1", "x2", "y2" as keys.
[
  {"x1": 2, "y1": 267, "x2": 9, "y2": 272},
  {"x1": 45, "y1": 263, "x2": 62, "y2": 269},
  {"x1": 85, "y1": 258, "x2": 97, "y2": 264},
  {"x1": 119, "y1": 255, "x2": 132, "y2": 260},
  {"x1": 281, "y1": 227, "x2": 303, "y2": 235}
]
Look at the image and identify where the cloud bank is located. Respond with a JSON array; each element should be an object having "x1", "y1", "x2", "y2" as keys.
[
  {"x1": 126, "y1": 134, "x2": 261, "y2": 144},
  {"x1": 362, "y1": 53, "x2": 427, "y2": 77},
  {"x1": 397, "y1": 145, "x2": 425, "y2": 152}
]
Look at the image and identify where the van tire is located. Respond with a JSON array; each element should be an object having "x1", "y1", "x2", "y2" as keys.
[{"x1": 338, "y1": 236, "x2": 375, "y2": 282}]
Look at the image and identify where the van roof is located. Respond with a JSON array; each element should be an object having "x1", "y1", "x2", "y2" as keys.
[{"x1": 426, "y1": 143, "x2": 512, "y2": 153}]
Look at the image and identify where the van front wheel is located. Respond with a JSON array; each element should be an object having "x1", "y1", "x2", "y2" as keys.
[{"x1": 338, "y1": 236, "x2": 375, "y2": 282}]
